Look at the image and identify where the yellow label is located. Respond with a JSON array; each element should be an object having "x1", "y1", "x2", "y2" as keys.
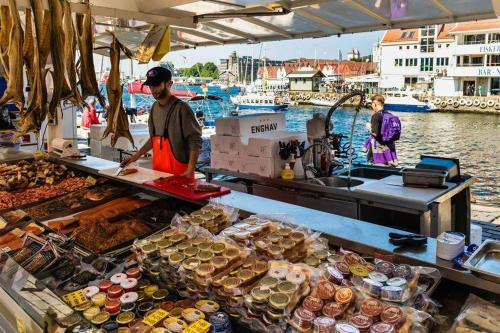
[
  {"x1": 16, "y1": 318, "x2": 26, "y2": 333},
  {"x1": 142, "y1": 309, "x2": 169, "y2": 327},
  {"x1": 183, "y1": 319, "x2": 212, "y2": 333},
  {"x1": 62, "y1": 289, "x2": 88, "y2": 307},
  {"x1": 86, "y1": 176, "x2": 97, "y2": 186}
]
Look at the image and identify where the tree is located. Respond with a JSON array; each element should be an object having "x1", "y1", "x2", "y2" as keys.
[{"x1": 179, "y1": 62, "x2": 219, "y2": 79}]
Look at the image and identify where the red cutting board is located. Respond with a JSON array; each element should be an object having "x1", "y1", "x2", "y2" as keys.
[{"x1": 143, "y1": 176, "x2": 231, "y2": 201}]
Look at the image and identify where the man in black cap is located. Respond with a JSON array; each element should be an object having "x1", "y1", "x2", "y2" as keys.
[{"x1": 121, "y1": 67, "x2": 202, "y2": 176}]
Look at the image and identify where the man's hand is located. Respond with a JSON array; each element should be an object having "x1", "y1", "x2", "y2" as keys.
[
  {"x1": 120, "y1": 154, "x2": 140, "y2": 168},
  {"x1": 179, "y1": 165, "x2": 195, "y2": 177}
]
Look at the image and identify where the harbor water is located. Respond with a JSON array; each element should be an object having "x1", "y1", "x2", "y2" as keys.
[{"x1": 123, "y1": 86, "x2": 499, "y2": 205}]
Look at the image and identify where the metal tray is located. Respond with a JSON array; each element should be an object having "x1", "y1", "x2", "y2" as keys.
[
  {"x1": 402, "y1": 168, "x2": 448, "y2": 188},
  {"x1": 463, "y1": 239, "x2": 500, "y2": 283}
]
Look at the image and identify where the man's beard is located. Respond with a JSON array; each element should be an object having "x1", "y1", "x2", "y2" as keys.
[{"x1": 153, "y1": 87, "x2": 168, "y2": 100}]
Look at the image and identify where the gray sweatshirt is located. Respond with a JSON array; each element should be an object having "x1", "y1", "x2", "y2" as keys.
[{"x1": 148, "y1": 96, "x2": 202, "y2": 164}]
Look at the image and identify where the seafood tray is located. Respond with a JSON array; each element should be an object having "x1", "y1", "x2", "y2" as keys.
[
  {"x1": 44, "y1": 193, "x2": 173, "y2": 257},
  {"x1": 0, "y1": 219, "x2": 49, "y2": 252},
  {"x1": 0, "y1": 159, "x2": 76, "y2": 192},
  {"x1": 463, "y1": 239, "x2": 500, "y2": 283},
  {"x1": 24, "y1": 183, "x2": 129, "y2": 222}
]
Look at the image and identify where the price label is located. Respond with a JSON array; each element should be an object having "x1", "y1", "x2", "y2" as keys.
[
  {"x1": 16, "y1": 317, "x2": 26, "y2": 333},
  {"x1": 86, "y1": 176, "x2": 97, "y2": 186},
  {"x1": 62, "y1": 289, "x2": 88, "y2": 307},
  {"x1": 142, "y1": 309, "x2": 169, "y2": 327},
  {"x1": 184, "y1": 319, "x2": 212, "y2": 333}
]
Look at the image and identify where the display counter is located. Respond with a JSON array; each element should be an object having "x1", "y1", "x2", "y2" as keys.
[
  {"x1": 56, "y1": 156, "x2": 497, "y2": 294},
  {"x1": 0, "y1": 152, "x2": 498, "y2": 332}
]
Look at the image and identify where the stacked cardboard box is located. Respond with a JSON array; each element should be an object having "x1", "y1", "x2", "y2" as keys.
[{"x1": 211, "y1": 113, "x2": 307, "y2": 178}]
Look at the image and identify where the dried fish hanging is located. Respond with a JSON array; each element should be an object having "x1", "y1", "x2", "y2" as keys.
[
  {"x1": 47, "y1": 0, "x2": 68, "y2": 121},
  {"x1": 101, "y1": 34, "x2": 134, "y2": 148},
  {"x1": 0, "y1": 0, "x2": 25, "y2": 111},
  {"x1": 16, "y1": 0, "x2": 52, "y2": 138},
  {"x1": 74, "y1": 0, "x2": 106, "y2": 108},
  {"x1": 61, "y1": 0, "x2": 85, "y2": 107}
]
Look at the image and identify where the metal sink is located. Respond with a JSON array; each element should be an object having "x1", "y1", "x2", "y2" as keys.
[
  {"x1": 312, "y1": 176, "x2": 364, "y2": 188},
  {"x1": 335, "y1": 167, "x2": 400, "y2": 180}
]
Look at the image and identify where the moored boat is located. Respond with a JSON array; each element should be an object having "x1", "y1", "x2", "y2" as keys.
[
  {"x1": 384, "y1": 90, "x2": 436, "y2": 112},
  {"x1": 230, "y1": 93, "x2": 288, "y2": 111}
]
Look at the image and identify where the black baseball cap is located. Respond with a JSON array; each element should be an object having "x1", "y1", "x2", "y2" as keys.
[{"x1": 143, "y1": 67, "x2": 172, "y2": 86}]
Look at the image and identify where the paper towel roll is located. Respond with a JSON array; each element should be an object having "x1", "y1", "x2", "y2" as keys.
[{"x1": 51, "y1": 138, "x2": 73, "y2": 150}]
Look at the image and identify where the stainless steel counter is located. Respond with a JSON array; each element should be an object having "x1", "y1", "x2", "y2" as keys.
[
  {"x1": 204, "y1": 168, "x2": 475, "y2": 239},
  {"x1": 204, "y1": 168, "x2": 474, "y2": 212}
]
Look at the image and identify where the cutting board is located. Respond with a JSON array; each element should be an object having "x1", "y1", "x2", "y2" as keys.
[
  {"x1": 353, "y1": 175, "x2": 456, "y2": 206},
  {"x1": 144, "y1": 176, "x2": 231, "y2": 201},
  {"x1": 99, "y1": 166, "x2": 172, "y2": 184}
]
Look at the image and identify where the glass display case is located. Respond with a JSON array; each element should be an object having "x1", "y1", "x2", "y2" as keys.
[{"x1": 0, "y1": 250, "x2": 83, "y2": 332}]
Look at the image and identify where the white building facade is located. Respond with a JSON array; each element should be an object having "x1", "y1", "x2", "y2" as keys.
[{"x1": 376, "y1": 19, "x2": 500, "y2": 97}]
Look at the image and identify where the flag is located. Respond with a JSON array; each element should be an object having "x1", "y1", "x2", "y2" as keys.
[{"x1": 338, "y1": 49, "x2": 343, "y2": 63}]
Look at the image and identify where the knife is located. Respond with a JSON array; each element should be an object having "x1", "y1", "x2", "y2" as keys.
[{"x1": 114, "y1": 166, "x2": 124, "y2": 176}]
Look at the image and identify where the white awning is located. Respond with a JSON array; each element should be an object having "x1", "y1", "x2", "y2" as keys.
[{"x1": 4, "y1": 0, "x2": 498, "y2": 56}]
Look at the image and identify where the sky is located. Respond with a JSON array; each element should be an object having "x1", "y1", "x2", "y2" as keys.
[{"x1": 94, "y1": 30, "x2": 384, "y2": 78}]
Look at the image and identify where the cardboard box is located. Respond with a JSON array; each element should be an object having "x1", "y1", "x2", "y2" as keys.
[
  {"x1": 239, "y1": 154, "x2": 285, "y2": 178},
  {"x1": 247, "y1": 131, "x2": 307, "y2": 158},
  {"x1": 211, "y1": 152, "x2": 240, "y2": 172},
  {"x1": 90, "y1": 139, "x2": 116, "y2": 161},
  {"x1": 210, "y1": 135, "x2": 245, "y2": 155},
  {"x1": 215, "y1": 113, "x2": 286, "y2": 139},
  {"x1": 101, "y1": 131, "x2": 149, "y2": 151},
  {"x1": 89, "y1": 124, "x2": 106, "y2": 140}
]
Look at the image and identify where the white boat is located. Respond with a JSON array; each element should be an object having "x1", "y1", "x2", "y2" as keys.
[
  {"x1": 230, "y1": 93, "x2": 288, "y2": 111},
  {"x1": 384, "y1": 90, "x2": 436, "y2": 112},
  {"x1": 310, "y1": 98, "x2": 337, "y2": 107}
]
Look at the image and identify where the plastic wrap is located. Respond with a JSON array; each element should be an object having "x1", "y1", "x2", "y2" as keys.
[
  {"x1": 178, "y1": 235, "x2": 251, "y2": 300},
  {"x1": 220, "y1": 214, "x2": 322, "y2": 263},
  {"x1": 241, "y1": 260, "x2": 321, "y2": 332},
  {"x1": 177, "y1": 201, "x2": 239, "y2": 235},
  {"x1": 449, "y1": 294, "x2": 500, "y2": 333},
  {"x1": 211, "y1": 255, "x2": 269, "y2": 318}
]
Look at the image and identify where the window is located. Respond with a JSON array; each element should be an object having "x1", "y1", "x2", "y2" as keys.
[
  {"x1": 458, "y1": 55, "x2": 483, "y2": 67},
  {"x1": 446, "y1": 44, "x2": 450, "y2": 47},
  {"x1": 464, "y1": 34, "x2": 485, "y2": 45},
  {"x1": 394, "y1": 59, "x2": 403, "y2": 67},
  {"x1": 438, "y1": 44, "x2": 441, "y2": 48},
  {"x1": 487, "y1": 54, "x2": 500, "y2": 66},
  {"x1": 404, "y1": 77, "x2": 418, "y2": 85},
  {"x1": 303, "y1": 79, "x2": 306, "y2": 83},
  {"x1": 406, "y1": 45, "x2": 410, "y2": 50},
  {"x1": 420, "y1": 57, "x2": 434, "y2": 71},
  {"x1": 490, "y1": 33, "x2": 500, "y2": 43},
  {"x1": 399, "y1": 46, "x2": 402, "y2": 50},
  {"x1": 420, "y1": 26, "x2": 435, "y2": 52},
  {"x1": 409, "y1": 32, "x2": 415, "y2": 38},
  {"x1": 401, "y1": 32, "x2": 407, "y2": 38},
  {"x1": 436, "y1": 57, "x2": 449, "y2": 66},
  {"x1": 491, "y1": 78, "x2": 500, "y2": 96}
]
